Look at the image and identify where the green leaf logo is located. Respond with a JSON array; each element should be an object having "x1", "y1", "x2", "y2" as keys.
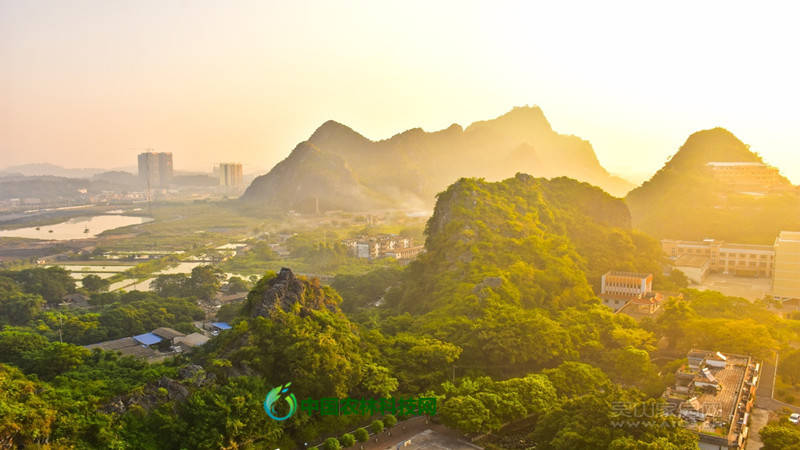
[{"x1": 263, "y1": 382, "x2": 297, "y2": 421}]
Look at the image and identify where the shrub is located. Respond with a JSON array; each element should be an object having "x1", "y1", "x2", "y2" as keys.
[
  {"x1": 323, "y1": 437, "x2": 341, "y2": 450},
  {"x1": 383, "y1": 414, "x2": 397, "y2": 428},
  {"x1": 370, "y1": 419, "x2": 384, "y2": 434},
  {"x1": 338, "y1": 433, "x2": 355, "y2": 447},
  {"x1": 354, "y1": 428, "x2": 369, "y2": 443}
]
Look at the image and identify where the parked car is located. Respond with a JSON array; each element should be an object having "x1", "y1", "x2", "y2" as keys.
[{"x1": 789, "y1": 413, "x2": 800, "y2": 424}]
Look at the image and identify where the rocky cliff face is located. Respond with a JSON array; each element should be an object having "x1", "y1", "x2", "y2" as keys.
[
  {"x1": 245, "y1": 268, "x2": 340, "y2": 317},
  {"x1": 241, "y1": 106, "x2": 635, "y2": 212}
]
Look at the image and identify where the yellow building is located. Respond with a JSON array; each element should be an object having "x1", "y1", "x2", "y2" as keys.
[
  {"x1": 706, "y1": 161, "x2": 787, "y2": 193},
  {"x1": 772, "y1": 231, "x2": 800, "y2": 301},
  {"x1": 661, "y1": 239, "x2": 774, "y2": 278}
]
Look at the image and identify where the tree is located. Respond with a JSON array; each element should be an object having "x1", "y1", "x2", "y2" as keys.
[
  {"x1": 3, "y1": 267, "x2": 75, "y2": 304},
  {"x1": 353, "y1": 428, "x2": 369, "y2": 443},
  {"x1": 653, "y1": 298, "x2": 696, "y2": 350},
  {"x1": 543, "y1": 361, "x2": 613, "y2": 399},
  {"x1": 0, "y1": 364, "x2": 56, "y2": 447},
  {"x1": 322, "y1": 437, "x2": 341, "y2": 450},
  {"x1": 151, "y1": 274, "x2": 189, "y2": 298},
  {"x1": 440, "y1": 395, "x2": 492, "y2": 434},
  {"x1": 81, "y1": 274, "x2": 110, "y2": 293},
  {"x1": 369, "y1": 420, "x2": 384, "y2": 435},
  {"x1": 779, "y1": 350, "x2": 800, "y2": 385},
  {"x1": 225, "y1": 276, "x2": 250, "y2": 293},
  {"x1": 338, "y1": 433, "x2": 355, "y2": 447},
  {"x1": 760, "y1": 423, "x2": 800, "y2": 450},
  {"x1": 0, "y1": 289, "x2": 44, "y2": 326},
  {"x1": 383, "y1": 414, "x2": 397, "y2": 429},
  {"x1": 189, "y1": 265, "x2": 225, "y2": 300}
]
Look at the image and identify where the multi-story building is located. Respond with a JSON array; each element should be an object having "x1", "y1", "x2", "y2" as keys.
[
  {"x1": 343, "y1": 235, "x2": 423, "y2": 261},
  {"x1": 706, "y1": 161, "x2": 787, "y2": 193},
  {"x1": 216, "y1": 163, "x2": 243, "y2": 187},
  {"x1": 772, "y1": 231, "x2": 800, "y2": 301},
  {"x1": 662, "y1": 239, "x2": 775, "y2": 278},
  {"x1": 599, "y1": 271, "x2": 663, "y2": 314},
  {"x1": 663, "y1": 350, "x2": 760, "y2": 450},
  {"x1": 137, "y1": 151, "x2": 173, "y2": 187}
]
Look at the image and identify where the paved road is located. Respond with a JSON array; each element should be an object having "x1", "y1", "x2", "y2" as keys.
[
  {"x1": 755, "y1": 356, "x2": 800, "y2": 413},
  {"x1": 746, "y1": 408, "x2": 769, "y2": 449},
  {"x1": 359, "y1": 418, "x2": 479, "y2": 450}
]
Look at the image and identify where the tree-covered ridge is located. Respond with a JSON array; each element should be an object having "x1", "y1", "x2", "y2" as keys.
[
  {"x1": 377, "y1": 174, "x2": 667, "y2": 383},
  {"x1": 626, "y1": 127, "x2": 800, "y2": 243},
  {"x1": 391, "y1": 173, "x2": 667, "y2": 314}
]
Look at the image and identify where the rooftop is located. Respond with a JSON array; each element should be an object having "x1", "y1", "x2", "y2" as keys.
[
  {"x1": 777, "y1": 231, "x2": 800, "y2": 243},
  {"x1": 666, "y1": 350, "x2": 757, "y2": 448},
  {"x1": 675, "y1": 255, "x2": 710, "y2": 268},
  {"x1": 706, "y1": 162, "x2": 766, "y2": 167},
  {"x1": 152, "y1": 327, "x2": 185, "y2": 340},
  {"x1": 133, "y1": 333, "x2": 163, "y2": 346},
  {"x1": 85, "y1": 336, "x2": 137, "y2": 351},
  {"x1": 85, "y1": 337, "x2": 160, "y2": 359},
  {"x1": 175, "y1": 332, "x2": 209, "y2": 348},
  {"x1": 604, "y1": 271, "x2": 652, "y2": 279}
]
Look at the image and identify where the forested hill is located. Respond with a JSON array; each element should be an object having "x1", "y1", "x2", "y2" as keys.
[
  {"x1": 626, "y1": 127, "x2": 800, "y2": 243},
  {"x1": 240, "y1": 106, "x2": 634, "y2": 212},
  {"x1": 384, "y1": 174, "x2": 667, "y2": 376}
]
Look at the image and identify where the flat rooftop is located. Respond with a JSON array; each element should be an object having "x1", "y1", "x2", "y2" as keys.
[
  {"x1": 604, "y1": 271, "x2": 651, "y2": 279},
  {"x1": 777, "y1": 231, "x2": 800, "y2": 243},
  {"x1": 86, "y1": 337, "x2": 160, "y2": 359},
  {"x1": 706, "y1": 162, "x2": 766, "y2": 167},
  {"x1": 680, "y1": 352, "x2": 753, "y2": 446},
  {"x1": 675, "y1": 255, "x2": 710, "y2": 268}
]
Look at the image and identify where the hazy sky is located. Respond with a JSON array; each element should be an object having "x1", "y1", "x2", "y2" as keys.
[{"x1": 2, "y1": 1, "x2": 799, "y2": 183}]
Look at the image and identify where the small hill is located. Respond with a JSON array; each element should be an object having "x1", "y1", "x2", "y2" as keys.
[
  {"x1": 205, "y1": 268, "x2": 398, "y2": 401},
  {"x1": 243, "y1": 267, "x2": 340, "y2": 317},
  {"x1": 241, "y1": 106, "x2": 635, "y2": 211},
  {"x1": 626, "y1": 128, "x2": 799, "y2": 243}
]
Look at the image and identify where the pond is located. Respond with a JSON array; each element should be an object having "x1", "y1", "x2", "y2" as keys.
[{"x1": 0, "y1": 215, "x2": 152, "y2": 240}]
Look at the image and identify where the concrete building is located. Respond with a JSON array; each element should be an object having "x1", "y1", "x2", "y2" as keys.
[
  {"x1": 662, "y1": 239, "x2": 775, "y2": 278},
  {"x1": 601, "y1": 271, "x2": 653, "y2": 297},
  {"x1": 772, "y1": 231, "x2": 800, "y2": 301},
  {"x1": 343, "y1": 235, "x2": 421, "y2": 260},
  {"x1": 216, "y1": 162, "x2": 243, "y2": 187},
  {"x1": 663, "y1": 350, "x2": 760, "y2": 450},
  {"x1": 706, "y1": 161, "x2": 787, "y2": 193},
  {"x1": 674, "y1": 254, "x2": 712, "y2": 283},
  {"x1": 137, "y1": 151, "x2": 173, "y2": 187},
  {"x1": 599, "y1": 272, "x2": 664, "y2": 314},
  {"x1": 384, "y1": 245, "x2": 425, "y2": 261}
]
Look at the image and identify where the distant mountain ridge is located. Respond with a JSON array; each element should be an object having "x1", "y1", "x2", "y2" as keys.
[
  {"x1": 626, "y1": 127, "x2": 800, "y2": 243},
  {"x1": 241, "y1": 106, "x2": 635, "y2": 211},
  {"x1": 0, "y1": 163, "x2": 108, "y2": 179}
]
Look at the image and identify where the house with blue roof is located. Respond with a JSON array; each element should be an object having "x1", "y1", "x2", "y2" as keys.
[{"x1": 133, "y1": 332, "x2": 163, "y2": 347}]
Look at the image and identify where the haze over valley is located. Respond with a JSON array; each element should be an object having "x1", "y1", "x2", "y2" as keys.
[{"x1": 3, "y1": 2, "x2": 800, "y2": 449}]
